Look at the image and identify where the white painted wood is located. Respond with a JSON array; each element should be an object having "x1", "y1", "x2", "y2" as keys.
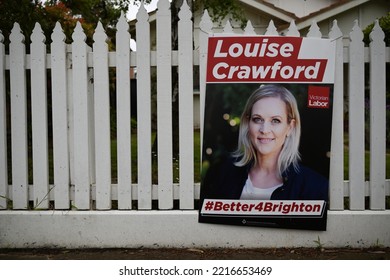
[
  {"x1": 156, "y1": 0, "x2": 173, "y2": 209},
  {"x1": 369, "y1": 20, "x2": 386, "y2": 210},
  {"x1": 9, "y1": 179, "x2": 390, "y2": 204},
  {"x1": 87, "y1": 66, "x2": 95, "y2": 186},
  {"x1": 116, "y1": 13, "x2": 132, "y2": 210},
  {"x1": 198, "y1": 10, "x2": 213, "y2": 154},
  {"x1": 348, "y1": 20, "x2": 365, "y2": 210},
  {"x1": 1, "y1": 211, "x2": 390, "y2": 248},
  {"x1": 329, "y1": 20, "x2": 345, "y2": 210},
  {"x1": 31, "y1": 23, "x2": 49, "y2": 209},
  {"x1": 178, "y1": 0, "x2": 194, "y2": 209},
  {"x1": 307, "y1": 20, "x2": 322, "y2": 38},
  {"x1": 72, "y1": 22, "x2": 91, "y2": 209},
  {"x1": 223, "y1": 20, "x2": 234, "y2": 34},
  {"x1": 244, "y1": 21, "x2": 256, "y2": 35},
  {"x1": 93, "y1": 22, "x2": 111, "y2": 210},
  {"x1": 286, "y1": 20, "x2": 300, "y2": 37},
  {"x1": 51, "y1": 22, "x2": 70, "y2": 209},
  {"x1": 136, "y1": 3, "x2": 152, "y2": 209},
  {"x1": 9, "y1": 23, "x2": 29, "y2": 209},
  {"x1": 66, "y1": 44, "x2": 75, "y2": 188},
  {"x1": 264, "y1": 20, "x2": 278, "y2": 36},
  {"x1": 0, "y1": 14, "x2": 389, "y2": 229},
  {"x1": 0, "y1": 30, "x2": 7, "y2": 209}
]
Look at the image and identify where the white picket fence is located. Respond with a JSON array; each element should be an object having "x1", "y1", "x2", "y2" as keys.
[{"x1": 0, "y1": 0, "x2": 389, "y2": 248}]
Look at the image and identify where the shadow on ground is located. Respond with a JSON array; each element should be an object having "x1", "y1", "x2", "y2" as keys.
[{"x1": 1, "y1": 248, "x2": 389, "y2": 260}]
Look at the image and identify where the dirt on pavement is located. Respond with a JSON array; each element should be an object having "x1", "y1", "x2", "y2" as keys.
[{"x1": 1, "y1": 247, "x2": 390, "y2": 260}]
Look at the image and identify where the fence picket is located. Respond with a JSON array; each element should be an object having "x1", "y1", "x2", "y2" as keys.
[
  {"x1": 223, "y1": 20, "x2": 234, "y2": 34},
  {"x1": 0, "y1": 9, "x2": 389, "y2": 215},
  {"x1": 93, "y1": 22, "x2": 111, "y2": 209},
  {"x1": 31, "y1": 23, "x2": 49, "y2": 209},
  {"x1": 348, "y1": 20, "x2": 365, "y2": 210},
  {"x1": 88, "y1": 67, "x2": 95, "y2": 187},
  {"x1": 0, "y1": 30, "x2": 7, "y2": 209},
  {"x1": 369, "y1": 20, "x2": 386, "y2": 209},
  {"x1": 67, "y1": 44, "x2": 75, "y2": 188},
  {"x1": 116, "y1": 13, "x2": 132, "y2": 210},
  {"x1": 286, "y1": 20, "x2": 300, "y2": 37},
  {"x1": 72, "y1": 22, "x2": 91, "y2": 209},
  {"x1": 307, "y1": 21, "x2": 322, "y2": 38},
  {"x1": 178, "y1": 0, "x2": 194, "y2": 209},
  {"x1": 244, "y1": 21, "x2": 256, "y2": 35},
  {"x1": 51, "y1": 22, "x2": 70, "y2": 209},
  {"x1": 329, "y1": 20, "x2": 345, "y2": 210},
  {"x1": 199, "y1": 10, "x2": 213, "y2": 151},
  {"x1": 265, "y1": 20, "x2": 278, "y2": 35},
  {"x1": 10, "y1": 23, "x2": 29, "y2": 209},
  {"x1": 136, "y1": 3, "x2": 152, "y2": 209},
  {"x1": 157, "y1": 0, "x2": 173, "y2": 209}
]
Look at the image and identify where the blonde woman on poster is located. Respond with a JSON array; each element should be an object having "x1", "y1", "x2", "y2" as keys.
[
  {"x1": 199, "y1": 84, "x2": 329, "y2": 229},
  {"x1": 202, "y1": 84, "x2": 328, "y2": 201}
]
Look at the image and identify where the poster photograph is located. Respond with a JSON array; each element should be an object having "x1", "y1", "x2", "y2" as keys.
[{"x1": 199, "y1": 35, "x2": 336, "y2": 230}]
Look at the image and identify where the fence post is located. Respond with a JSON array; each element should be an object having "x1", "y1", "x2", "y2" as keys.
[
  {"x1": 72, "y1": 22, "x2": 91, "y2": 209},
  {"x1": 199, "y1": 10, "x2": 213, "y2": 153},
  {"x1": 329, "y1": 20, "x2": 345, "y2": 210},
  {"x1": 116, "y1": 13, "x2": 132, "y2": 210},
  {"x1": 136, "y1": 3, "x2": 152, "y2": 209},
  {"x1": 10, "y1": 23, "x2": 28, "y2": 209},
  {"x1": 31, "y1": 23, "x2": 49, "y2": 209},
  {"x1": 348, "y1": 20, "x2": 365, "y2": 210},
  {"x1": 51, "y1": 22, "x2": 70, "y2": 209},
  {"x1": 157, "y1": 0, "x2": 173, "y2": 209},
  {"x1": 369, "y1": 20, "x2": 386, "y2": 210},
  {"x1": 93, "y1": 22, "x2": 111, "y2": 210},
  {"x1": 178, "y1": 0, "x2": 194, "y2": 209},
  {"x1": 0, "y1": 30, "x2": 7, "y2": 209}
]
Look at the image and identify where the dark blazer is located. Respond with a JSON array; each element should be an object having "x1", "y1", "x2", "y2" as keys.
[
  {"x1": 201, "y1": 156, "x2": 329, "y2": 201},
  {"x1": 199, "y1": 156, "x2": 329, "y2": 230}
]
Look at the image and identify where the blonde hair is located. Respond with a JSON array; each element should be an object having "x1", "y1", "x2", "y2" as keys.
[{"x1": 234, "y1": 84, "x2": 301, "y2": 176}]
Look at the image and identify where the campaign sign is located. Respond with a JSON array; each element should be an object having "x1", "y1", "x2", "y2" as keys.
[{"x1": 199, "y1": 35, "x2": 336, "y2": 230}]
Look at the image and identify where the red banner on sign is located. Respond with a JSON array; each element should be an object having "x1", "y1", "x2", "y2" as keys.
[{"x1": 206, "y1": 36, "x2": 334, "y2": 83}]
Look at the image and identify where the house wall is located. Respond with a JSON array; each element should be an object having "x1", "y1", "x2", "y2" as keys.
[
  {"x1": 194, "y1": 0, "x2": 389, "y2": 46},
  {"x1": 266, "y1": 0, "x2": 339, "y2": 18},
  {"x1": 313, "y1": 0, "x2": 389, "y2": 41}
]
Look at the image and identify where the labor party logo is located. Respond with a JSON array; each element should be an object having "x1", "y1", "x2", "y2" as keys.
[{"x1": 307, "y1": 85, "x2": 330, "y2": 109}]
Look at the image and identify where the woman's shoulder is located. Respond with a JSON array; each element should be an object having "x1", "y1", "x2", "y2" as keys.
[
  {"x1": 288, "y1": 164, "x2": 328, "y2": 181},
  {"x1": 289, "y1": 164, "x2": 329, "y2": 200},
  {"x1": 201, "y1": 155, "x2": 249, "y2": 199},
  {"x1": 284, "y1": 164, "x2": 329, "y2": 193}
]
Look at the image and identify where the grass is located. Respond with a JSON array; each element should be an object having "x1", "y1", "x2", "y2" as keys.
[
  {"x1": 12, "y1": 129, "x2": 390, "y2": 188},
  {"x1": 343, "y1": 147, "x2": 390, "y2": 181},
  {"x1": 110, "y1": 130, "x2": 201, "y2": 184}
]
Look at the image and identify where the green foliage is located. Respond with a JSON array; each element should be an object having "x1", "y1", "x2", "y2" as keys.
[
  {"x1": 196, "y1": 0, "x2": 247, "y2": 28},
  {"x1": 313, "y1": 236, "x2": 325, "y2": 250},
  {"x1": 363, "y1": 12, "x2": 390, "y2": 46},
  {"x1": 0, "y1": 0, "x2": 45, "y2": 45},
  {"x1": 134, "y1": 0, "x2": 248, "y2": 28},
  {"x1": 0, "y1": 0, "x2": 131, "y2": 48}
]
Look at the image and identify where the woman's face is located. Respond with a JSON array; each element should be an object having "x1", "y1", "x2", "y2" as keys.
[{"x1": 248, "y1": 97, "x2": 294, "y2": 160}]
